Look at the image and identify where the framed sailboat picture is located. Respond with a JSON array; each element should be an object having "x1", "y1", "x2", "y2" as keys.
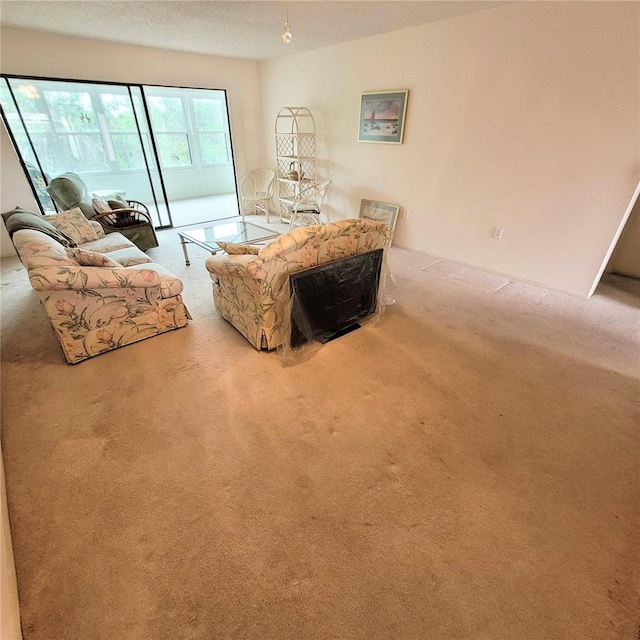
[{"x1": 358, "y1": 90, "x2": 408, "y2": 144}]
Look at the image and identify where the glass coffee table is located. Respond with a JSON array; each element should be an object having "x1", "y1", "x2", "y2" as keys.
[{"x1": 177, "y1": 217, "x2": 280, "y2": 266}]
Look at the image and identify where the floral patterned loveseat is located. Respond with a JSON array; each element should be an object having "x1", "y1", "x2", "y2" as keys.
[
  {"x1": 8, "y1": 209, "x2": 190, "y2": 364},
  {"x1": 205, "y1": 218, "x2": 392, "y2": 350}
]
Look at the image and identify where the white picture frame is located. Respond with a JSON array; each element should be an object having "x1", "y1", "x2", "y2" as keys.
[{"x1": 359, "y1": 199, "x2": 400, "y2": 234}]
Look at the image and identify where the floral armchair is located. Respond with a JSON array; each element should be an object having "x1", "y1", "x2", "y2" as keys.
[{"x1": 205, "y1": 218, "x2": 392, "y2": 350}]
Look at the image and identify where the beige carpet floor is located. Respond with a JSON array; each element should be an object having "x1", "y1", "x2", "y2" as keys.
[{"x1": 1, "y1": 225, "x2": 639, "y2": 640}]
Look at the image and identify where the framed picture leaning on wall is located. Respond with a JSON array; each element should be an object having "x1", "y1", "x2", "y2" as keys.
[
  {"x1": 358, "y1": 90, "x2": 408, "y2": 144},
  {"x1": 359, "y1": 199, "x2": 400, "y2": 235}
]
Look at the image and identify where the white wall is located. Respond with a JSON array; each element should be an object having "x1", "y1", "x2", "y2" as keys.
[
  {"x1": 1, "y1": 125, "x2": 40, "y2": 256},
  {"x1": 259, "y1": 2, "x2": 639, "y2": 298},
  {"x1": 0, "y1": 26, "x2": 264, "y2": 257}
]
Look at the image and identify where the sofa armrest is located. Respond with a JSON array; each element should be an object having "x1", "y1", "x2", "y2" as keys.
[
  {"x1": 205, "y1": 254, "x2": 267, "y2": 280},
  {"x1": 28, "y1": 265, "x2": 162, "y2": 291}
]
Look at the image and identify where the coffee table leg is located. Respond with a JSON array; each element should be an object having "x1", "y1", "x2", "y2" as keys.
[{"x1": 180, "y1": 235, "x2": 191, "y2": 266}]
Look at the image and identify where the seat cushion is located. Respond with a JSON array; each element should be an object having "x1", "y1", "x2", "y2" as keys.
[
  {"x1": 126, "y1": 263, "x2": 183, "y2": 298},
  {"x1": 80, "y1": 233, "x2": 135, "y2": 253},
  {"x1": 106, "y1": 247, "x2": 153, "y2": 267}
]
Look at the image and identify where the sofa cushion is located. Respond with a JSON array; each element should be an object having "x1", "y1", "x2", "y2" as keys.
[
  {"x1": 107, "y1": 196, "x2": 129, "y2": 209},
  {"x1": 3, "y1": 208, "x2": 77, "y2": 247},
  {"x1": 92, "y1": 197, "x2": 112, "y2": 215},
  {"x1": 67, "y1": 247, "x2": 122, "y2": 268},
  {"x1": 216, "y1": 241, "x2": 260, "y2": 255},
  {"x1": 45, "y1": 207, "x2": 100, "y2": 244},
  {"x1": 126, "y1": 263, "x2": 183, "y2": 298},
  {"x1": 81, "y1": 233, "x2": 136, "y2": 254},
  {"x1": 105, "y1": 247, "x2": 153, "y2": 267},
  {"x1": 12, "y1": 229, "x2": 78, "y2": 268}
]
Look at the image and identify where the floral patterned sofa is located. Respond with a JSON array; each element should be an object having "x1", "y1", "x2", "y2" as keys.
[
  {"x1": 5, "y1": 207, "x2": 190, "y2": 364},
  {"x1": 205, "y1": 218, "x2": 392, "y2": 350}
]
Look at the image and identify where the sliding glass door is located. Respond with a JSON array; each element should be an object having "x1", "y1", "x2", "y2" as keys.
[
  {"x1": 1, "y1": 78, "x2": 171, "y2": 225},
  {"x1": 1, "y1": 76, "x2": 239, "y2": 228},
  {"x1": 143, "y1": 86, "x2": 238, "y2": 226}
]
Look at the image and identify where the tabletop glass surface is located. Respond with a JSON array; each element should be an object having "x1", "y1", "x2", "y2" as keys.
[{"x1": 179, "y1": 218, "x2": 278, "y2": 249}]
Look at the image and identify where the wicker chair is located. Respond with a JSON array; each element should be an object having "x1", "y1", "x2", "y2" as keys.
[
  {"x1": 46, "y1": 173, "x2": 158, "y2": 251},
  {"x1": 288, "y1": 179, "x2": 332, "y2": 231},
  {"x1": 241, "y1": 169, "x2": 276, "y2": 222},
  {"x1": 91, "y1": 195, "x2": 159, "y2": 250}
]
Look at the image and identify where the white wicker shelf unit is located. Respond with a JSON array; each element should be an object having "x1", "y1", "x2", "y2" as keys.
[{"x1": 275, "y1": 107, "x2": 316, "y2": 221}]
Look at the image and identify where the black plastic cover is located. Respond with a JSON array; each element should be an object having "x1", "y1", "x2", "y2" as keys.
[{"x1": 289, "y1": 249, "x2": 384, "y2": 348}]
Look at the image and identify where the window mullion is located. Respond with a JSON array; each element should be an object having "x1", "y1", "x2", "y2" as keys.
[{"x1": 184, "y1": 95, "x2": 201, "y2": 168}]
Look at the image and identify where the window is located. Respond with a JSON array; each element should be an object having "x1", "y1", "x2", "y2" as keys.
[
  {"x1": 147, "y1": 96, "x2": 192, "y2": 168},
  {"x1": 42, "y1": 90, "x2": 109, "y2": 171},
  {"x1": 4, "y1": 83, "x2": 59, "y2": 175},
  {"x1": 3, "y1": 77, "x2": 237, "y2": 227},
  {"x1": 193, "y1": 97, "x2": 229, "y2": 165},
  {"x1": 4, "y1": 81, "x2": 232, "y2": 177},
  {"x1": 100, "y1": 93, "x2": 151, "y2": 171}
]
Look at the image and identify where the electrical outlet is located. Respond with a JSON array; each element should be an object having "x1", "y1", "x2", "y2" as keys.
[
  {"x1": 402, "y1": 210, "x2": 409, "y2": 220},
  {"x1": 492, "y1": 227, "x2": 504, "y2": 240}
]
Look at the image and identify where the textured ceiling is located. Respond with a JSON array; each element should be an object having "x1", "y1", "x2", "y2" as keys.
[{"x1": 0, "y1": 1, "x2": 508, "y2": 60}]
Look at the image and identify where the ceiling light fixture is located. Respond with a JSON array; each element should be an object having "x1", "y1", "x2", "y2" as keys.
[{"x1": 282, "y1": 10, "x2": 292, "y2": 44}]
